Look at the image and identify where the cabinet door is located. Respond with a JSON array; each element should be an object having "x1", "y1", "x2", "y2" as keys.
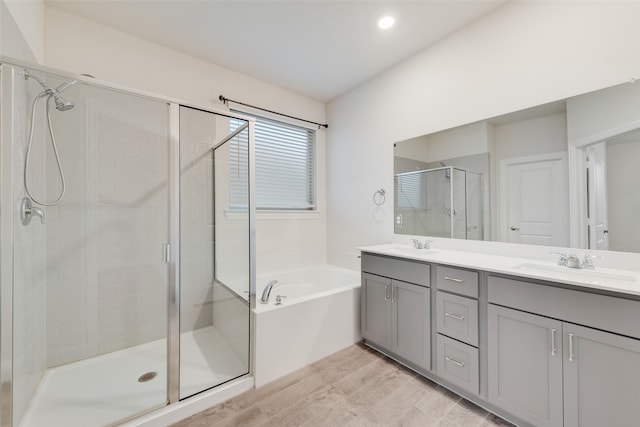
[
  {"x1": 391, "y1": 280, "x2": 430, "y2": 370},
  {"x1": 563, "y1": 323, "x2": 640, "y2": 427},
  {"x1": 361, "y1": 273, "x2": 391, "y2": 347},
  {"x1": 488, "y1": 305, "x2": 563, "y2": 427}
]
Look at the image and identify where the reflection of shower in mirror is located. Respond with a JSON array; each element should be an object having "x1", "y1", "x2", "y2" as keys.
[{"x1": 395, "y1": 165, "x2": 484, "y2": 240}]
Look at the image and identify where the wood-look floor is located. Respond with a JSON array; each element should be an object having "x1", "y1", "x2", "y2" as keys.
[{"x1": 171, "y1": 342, "x2": 515, "y2": 427}]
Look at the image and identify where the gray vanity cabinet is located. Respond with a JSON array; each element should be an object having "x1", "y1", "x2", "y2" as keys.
[
  {"x1": 563, "y1": 323, "x2": 640, "y2": 427},
  {"x1": 360, "y1": 249, "x2": 640, "y2": 427},
  {"x1": 488, "y1": 305, "x2": 563, "y2": 427},
  {"x1": 390, "y1": 279, "x2": 430, "y2": 369},
  {"x1": 360, "y1": 254, "x2": 431, "y2": 371},
  {"x1": 361, "y1": 273, "x2": 391, "y2": 347},
  {"x1": 488, "y1": 275, "x2": 640, "y2": 427}
]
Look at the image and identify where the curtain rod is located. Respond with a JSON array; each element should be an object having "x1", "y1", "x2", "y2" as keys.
[{"x1": 219, "y1": 95, "x2": 328, "y2": 129}]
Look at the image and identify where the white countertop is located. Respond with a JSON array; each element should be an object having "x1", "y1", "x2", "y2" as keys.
[{"x1": 358, "y1": 243, "x2": 640, "y2": 297}]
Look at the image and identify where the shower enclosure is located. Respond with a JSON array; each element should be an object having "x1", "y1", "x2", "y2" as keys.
[
  {"x1": 0, "y1": 61, "x2": 255, "y2": 427},
  {"x1": 395, "y1": 166, "x2": 485, "y2": 240}
]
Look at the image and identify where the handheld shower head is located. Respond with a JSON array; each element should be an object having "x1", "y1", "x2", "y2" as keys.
[
  {"x1": 54, "y1": 94, "x2": 74, "y2": 111},
  {"x1": 25, "y1": 70, "x2": 76, "y2": 111},
  {"x1": 55, "y1": 80, "x2": 77, "y2": 93},
  {"x1": 52, "y1": 80, "x2": 76, "y2": 111}
]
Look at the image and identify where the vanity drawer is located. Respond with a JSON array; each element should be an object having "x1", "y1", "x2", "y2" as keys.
[
  {"x1": 436, "y1": 291, "x2": 478, "y2": 347},
  {"x1": 436, "y1": 334, "x2": 479, "y2": 395},
  {"x1": 436, "y1": 266, "x2": 478, "y2": 298},
  {"x1": 488, "y1": 275, "x2": 640, "y2": 340},
  {"x1": 361, "y1": 253, "x2": 430, "y2": 287}
]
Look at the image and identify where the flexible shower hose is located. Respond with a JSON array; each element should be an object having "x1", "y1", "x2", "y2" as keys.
[{"x1": 24, "y1": 93, "x2": 66, "y2": 206}]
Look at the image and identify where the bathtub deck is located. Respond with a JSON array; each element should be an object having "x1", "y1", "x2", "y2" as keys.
[
  {"x1": 19, "y1": 326, "x2": 247, "y2": 427},
  {"x1": 172, "y1": 342, "x2": 514, "y2": 427}
]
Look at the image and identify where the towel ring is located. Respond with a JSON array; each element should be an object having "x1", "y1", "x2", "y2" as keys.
[{"x1": 373, "y1": 188, "x2": 386, "y2": 206}]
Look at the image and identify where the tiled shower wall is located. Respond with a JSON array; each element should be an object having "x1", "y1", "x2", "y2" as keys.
[
  {"x1": 45, "y1": 82, "x2": 170, "y2": 366},
  {"x1": 11, "y1": 66, "x2": 48, "y2": 427}
]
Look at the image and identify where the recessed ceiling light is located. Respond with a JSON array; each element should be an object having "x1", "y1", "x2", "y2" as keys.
[{"x1": 377, "y1": 15, "x2": 395, "y2": 30}]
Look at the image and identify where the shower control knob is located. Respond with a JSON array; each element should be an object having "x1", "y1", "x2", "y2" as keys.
[{"x1": 21, "y1": 197, "x2": 45, "y2": 225}]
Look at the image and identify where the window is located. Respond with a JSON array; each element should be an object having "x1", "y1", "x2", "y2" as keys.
[
  {"x1": 229, "y1": 113, "x2": 316, "y2": 210},
  {"x1": 396, "y1": 172, "x2": 426, "y2": 210}
]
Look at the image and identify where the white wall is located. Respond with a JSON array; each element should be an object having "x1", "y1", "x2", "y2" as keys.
[
  {"x1": 327, "y1": 0, "x2": 640, "y2": 269},
  {"x1": 567, "y1": 80, "x2": 640, "y2": 145},
  {"x1": 44, "y1": 6, "x2": 328, "y2": 276},
  {"x1": 0, "y1": 0, "x2": 44, "y2": 62}
]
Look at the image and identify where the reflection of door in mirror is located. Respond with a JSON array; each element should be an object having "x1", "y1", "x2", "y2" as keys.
[
  {"x1": 585, "y1": 143, "x2": 609, "y2": 250},
  {"x1": 500, "y1": 152, "x2": 569, "y2": 247},
  {"x1": 590, "y1": 130, "x2": 640, "y2": 252}
]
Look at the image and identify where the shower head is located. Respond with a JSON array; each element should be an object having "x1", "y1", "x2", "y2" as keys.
[
  {"x1": 53, "y1": 94, "x2": 74, "y2": 111},
  {"x1": 52, "y1": 80, "x2": 76, "y2": 111},
  {"x1": 439, "y1": 162, "x2": 451, "y2": 179},
  {"x1": 25, "y1": 70, "x2": 76, "y2": 111}
]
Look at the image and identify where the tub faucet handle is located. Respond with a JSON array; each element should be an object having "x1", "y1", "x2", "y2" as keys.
[{"x1": 275, "y1": 295, "x2": 287, "y2": 305}]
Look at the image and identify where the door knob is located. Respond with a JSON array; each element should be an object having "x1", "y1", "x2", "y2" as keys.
[{"x1": 510, "y1": 226, "x2": 520, "y2": 231}]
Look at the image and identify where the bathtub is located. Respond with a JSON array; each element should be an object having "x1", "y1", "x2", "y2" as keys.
[{"x1": 254, "y1": 265, "x2": 361, "y2": 386}]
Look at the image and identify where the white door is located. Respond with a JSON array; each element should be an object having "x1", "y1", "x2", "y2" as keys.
[
  {"x1": 500, "y1": 153, "x2": 569, "y2": 247},
  {"x1": 585, "y1": 143, "x2": 609, "y2": 250}
]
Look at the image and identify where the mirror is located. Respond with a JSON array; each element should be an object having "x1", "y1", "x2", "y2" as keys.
[{"x1": 394, "y1": 80, "x2": 640, "y2": 253}]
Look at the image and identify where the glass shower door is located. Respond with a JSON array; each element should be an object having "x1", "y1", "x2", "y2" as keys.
[
  {"x1": 8, "y1": 65, "x2": 171, "y2": 427},
  {"x1": 178, "y1": 106, "x2": 250, "y2": 399}
]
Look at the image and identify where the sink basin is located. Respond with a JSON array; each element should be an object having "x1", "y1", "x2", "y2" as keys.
[{"x1": 514, "y1": 262, "x2": 637, "y2": 285}]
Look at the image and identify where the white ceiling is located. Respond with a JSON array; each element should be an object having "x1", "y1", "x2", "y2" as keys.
[{"x1": 47, "y1": 0, "x2": 508, "y2": 102}]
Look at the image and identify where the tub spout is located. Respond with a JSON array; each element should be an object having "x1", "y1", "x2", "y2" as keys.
[{"x1": 260, "y1": 280, "x2": 278, "y2": 304}]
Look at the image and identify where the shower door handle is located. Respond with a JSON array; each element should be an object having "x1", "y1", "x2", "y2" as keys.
[{"x1": 162, "y1": 243, "x2": 171, "y2": 263}]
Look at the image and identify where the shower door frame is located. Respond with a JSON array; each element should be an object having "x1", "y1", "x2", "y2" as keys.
[
  {"x1": 0, "y1": 57, "x2": 257, "y2": 426},
  {"x1": 0, "y1": 60, "x2": 17, "y2": 427}
]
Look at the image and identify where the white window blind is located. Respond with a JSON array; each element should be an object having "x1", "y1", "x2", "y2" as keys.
[
  {"x1": 396, "y1": 173, "x2": 426, "y2": 210},
  {"x1": 230, "y1": 114, "x2": 316, "y2": 210}
]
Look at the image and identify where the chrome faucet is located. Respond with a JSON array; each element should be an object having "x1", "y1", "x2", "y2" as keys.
[
  {"x1": 412, "y1": 239, "x2": 434, "y2": 250},
  {"x1": 260, "y1": 280, "x2": 278, "y2": 304},
  {"x1": 550, "y1": 252, "x2": 596, "y2": 269}
]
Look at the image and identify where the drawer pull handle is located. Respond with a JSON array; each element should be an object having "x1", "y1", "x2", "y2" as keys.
[
  {"x1": 445, "y1": 357, "x2": 465, "y2": 368},
  {"x1": 568, "y1": 333, "x2": 575, "y2": 362},
  {"x1": 445, "y1": 312, "x2": 465, "y2": 321},
  {"x1": 550, "y1": 328, "x2": 557, "y2": 356},
  {"x1": 444, "y1": 276, "x2": 464, "y2": 283}
]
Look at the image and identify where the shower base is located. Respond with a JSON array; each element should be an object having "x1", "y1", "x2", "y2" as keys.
[{"x1": 19, "y1": 326, "x2": 247, "y2": 427}]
